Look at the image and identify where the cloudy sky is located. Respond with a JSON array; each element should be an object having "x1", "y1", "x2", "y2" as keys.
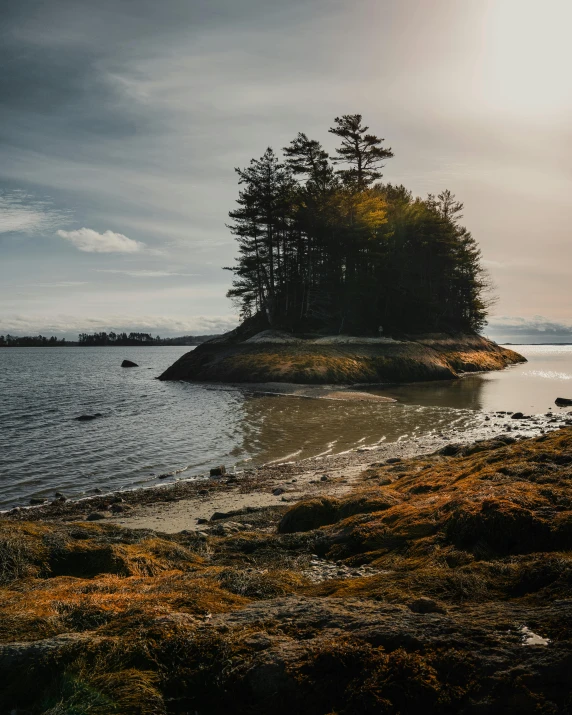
[{"x1": 1, "y1": 0, "x2": 571, "y2": 340}]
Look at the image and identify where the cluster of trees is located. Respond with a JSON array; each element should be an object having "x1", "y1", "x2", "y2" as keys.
[
  {"x1": 0, "y1": 335, "x2": 68, "y2": 347},
  {"x1": 77, "y1": 333, "x2": 216, "y2": 346},
  {"x1": 78, "y1": 332, "x2": 159, "y2": 346},
  {"x1": 226, "y1": 114, "x2": 489, "y2": 335}
]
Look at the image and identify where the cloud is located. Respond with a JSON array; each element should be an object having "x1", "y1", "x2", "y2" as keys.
[
  {"x1": 57, "y1": 227, "x2": 144, "y2": 253},
  {"x1": 485, "y1": 315, "x2": 572, "y2": 340},
  {"x1": 96, "y1": 269, "x2": 199, "y2": 277},
  {"x1": 0, "y1": 191, "x2": 71, "y2": 234},
  {"x1": 35, "y1": 281, "x2": 88, "y2": 288}
]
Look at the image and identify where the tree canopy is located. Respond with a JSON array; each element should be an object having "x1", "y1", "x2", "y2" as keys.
[{"x1": 225, "y1": 114, "x2": 489, "y2": 335}]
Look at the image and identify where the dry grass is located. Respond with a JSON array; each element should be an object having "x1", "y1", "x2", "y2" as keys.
[
  {"x1": 160, "y1": 333, "x2": 523, "y2": 384},
  {"x1": 2, "y1": 430, "x2": 572, "y2": 713}
]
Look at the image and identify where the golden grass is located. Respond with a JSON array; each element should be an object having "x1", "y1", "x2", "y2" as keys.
[
  {"x1": 2, "y1": 430, "x2": 572, "y2": 713},
  {"x1": 160, "y1": 334, "x2": 523, "y2": 383}
]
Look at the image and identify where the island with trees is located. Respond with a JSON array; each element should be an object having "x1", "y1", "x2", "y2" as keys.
[{"x1": 161, "y1": 115, "x2": 524, "y2": 383}]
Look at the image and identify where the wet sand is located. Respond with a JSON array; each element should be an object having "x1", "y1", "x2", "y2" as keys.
[{"x1": 6, "y1": 407, "x2": 570, "y2": 533}]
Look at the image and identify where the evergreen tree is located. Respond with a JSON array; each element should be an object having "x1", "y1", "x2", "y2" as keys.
[
  {"x1": 328, "y1": 114, "x2": 393, "y2": 189},
  {"x1": 225, "y1": 148, "x2": 296, "y2": 325}
]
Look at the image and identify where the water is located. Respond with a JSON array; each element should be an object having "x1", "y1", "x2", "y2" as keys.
[{"x1": 0, "y1": 344, "x2": 571, "y2": 508}]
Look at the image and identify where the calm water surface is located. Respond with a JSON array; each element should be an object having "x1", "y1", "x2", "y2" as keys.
[{"x1": 0, "y1": 344, "x2": 570, "y2": 507}]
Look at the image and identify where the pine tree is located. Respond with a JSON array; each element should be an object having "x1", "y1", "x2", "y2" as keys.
[
  {"x1": 225, "y1": 148, "x2": 296, "y2": 325},
  {"x1": 328, "y1": 114, "x2": 393, "y2": 189}
]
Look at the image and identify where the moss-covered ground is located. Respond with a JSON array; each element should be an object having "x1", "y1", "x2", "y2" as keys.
[{"x1": 2, "y1": 429, "x2": 572, "y2": 713}]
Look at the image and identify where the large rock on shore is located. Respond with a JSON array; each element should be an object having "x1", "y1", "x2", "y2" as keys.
[{"x1": 159, "y1": 329, "x2": 525, "y2": 384}]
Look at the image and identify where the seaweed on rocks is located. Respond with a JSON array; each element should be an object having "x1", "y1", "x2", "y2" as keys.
[{"x1": 1, "y1": 430, "x2": 572, "y2": 713}]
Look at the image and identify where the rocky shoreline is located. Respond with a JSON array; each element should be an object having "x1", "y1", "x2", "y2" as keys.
[
  {"x1": 5, "y1": 404, "x2": 570, "y2": 529},
  {"x1": 2, "y1": 415, "x2": 572, "y2": 712}
]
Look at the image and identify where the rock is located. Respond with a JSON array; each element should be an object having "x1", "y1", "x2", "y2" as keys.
[
  {"x1": 511, "y1": 412, "x2": 524, "y2": 419},
  {"x1": 29, "y1": 497, "x2": 47, "y2": 505},
  {"x1": 438, "y1": 444, "x2": 461, "y2": 456},
  {"x1": 110, "y1": 496, "x2": 124, "y2": 504},
  {"x1": 54, "y1": 492, "x2": 66, "y2": 499},
  {"x1": 210, "y1": 465, "x2": 226, "y2": 477},
  {"x1": 273, "y1": 487, "x2": 285, "y2": 496},
  {"x1": 92, "y1": 488, "x2": 103, "y2": 494},
  {"x1": 555, "y1": 397, "x2": 572, "y2": 406},
  {"x1": 158, "y1": 473, "x2": 170, "y2": 479},
  {"x1": 121, "y1": 359, "x2": 138, "y2": 368},
  {"x1": 86, "y1": 512, "x2": 107, "y2": 521},
  {"x1": 385, "y1": 457, "x2": 402, "y2": 464},
  {"x1": 0, "y1": 632, "x2": 96, "y2": 671},
  {"x1": 76, "y1": 413, "x2": 102, "y2": 421},
  {"x1": 210, "y1": 507, "x2": 249, "y2": 521},
  {"x1": 320, "y1": 475, "x2": 330, "y2": 481},
  {"x1": 197, "y1": 518, "x2": 209, "y2": 525},
  {"x1": 211, "y1": 523, "x2": 240, "y2": 536},
  {"x1": 408, "y1": 597, "x2": 445, "y2": 614},
  {"x1": 198, "y1": 489, "x2": 210, "y2": 496},
  {"x1": 110, "y1": 504, "x2": 125, "y2": 513}
]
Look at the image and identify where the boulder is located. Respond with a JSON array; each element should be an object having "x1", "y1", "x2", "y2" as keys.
[
  {"x1": 86, "y1": 512, "x2": 107, "y2": 521},
  {"x1": 76, "y1": 413, "x2": 102, "y2": 421},
  {"x1": 408, "y1": 597, "x2": 445, "y2": 614},
  {"x1": 555, "y1": 397, "x2": 572, "y2": 406},
  {"x1": 210, "y1": 465, "x2": 226, "y2": 477},
  {"x1": 121, "y1": 359, "x2": 138, "y2": 368}
]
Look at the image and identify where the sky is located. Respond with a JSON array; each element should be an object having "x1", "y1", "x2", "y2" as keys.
[{"x1": 1, "y1": 0, "x2": 571, "y2": 341}]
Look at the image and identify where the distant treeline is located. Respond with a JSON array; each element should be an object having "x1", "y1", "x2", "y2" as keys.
[
  {"x1": 0, "y1": 333, "x2": 218, "y2": 347},
  {"x1": 0, "y1": 335, "x2": 69, "y2": 347}
]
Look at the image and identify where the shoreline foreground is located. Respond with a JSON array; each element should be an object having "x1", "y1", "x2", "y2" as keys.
[{"x1": 2, "y1": 421, "x2": 572, "y2": 712}]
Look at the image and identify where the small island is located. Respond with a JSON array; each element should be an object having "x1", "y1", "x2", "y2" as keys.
[{"x1": 161, "y1": 115, "x2": 524, "y2": 383}]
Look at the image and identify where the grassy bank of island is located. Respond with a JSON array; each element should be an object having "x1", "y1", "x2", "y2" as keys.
[
  {"x1": 159, "y1": 327, "x2": 524, "y2": 384},
  {"x1": 2, "y1": 427, "x2": 572, "y2": 713}
]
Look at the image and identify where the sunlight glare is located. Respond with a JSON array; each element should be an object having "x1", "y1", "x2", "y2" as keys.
[{"x1": 478, "y1": 0, "x2": 572, "y2": 117}]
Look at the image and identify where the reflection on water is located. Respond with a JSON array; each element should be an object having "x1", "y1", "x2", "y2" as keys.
[
  {"x1": 235, "y1": 392, "x2": 478, "y2": 466},
  {"x1": 1, "y1": 344, "x2": 571, "y2": 507},
  {"x1": 374, "y1": 375, "x2": 488, "y2": 411},
  {"x1": 374, "y1": 345, "x2": 572, "y2": 415}
]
